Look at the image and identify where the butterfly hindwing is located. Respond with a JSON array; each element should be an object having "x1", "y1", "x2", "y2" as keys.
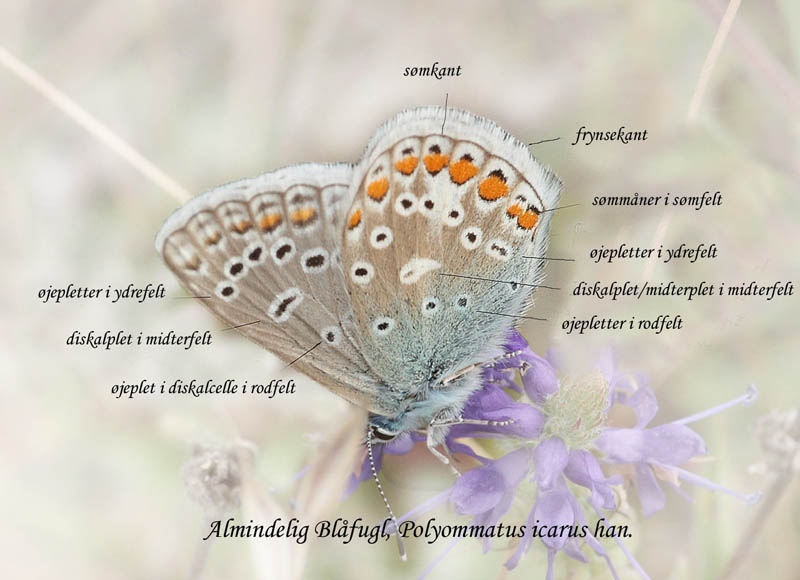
[
  {"x1": 156, "y1": 163, "x2": 389, "y2": 413},
  {"x1": 341, "y1": 107, "x2": 562, "y2": 401}
]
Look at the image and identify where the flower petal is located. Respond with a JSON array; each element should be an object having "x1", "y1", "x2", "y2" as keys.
[
  {"x1": 564, "y1": 449, "x2": 618, "y2": 510},
  {"x1": 534, "y1": 437, "x2": 569, "y2": 490},
  {"x1": 534, "y1": 489, "x2": 574, "y2": 549},
  {"x1": 635, "y1": 463, "x2": 666, "y2": 517},
  {"x1": 450, "y1": 448, "x2": 530, "y2": 515},
  {"x1": 451, "y1": 467, "x2": 505, "y2": 515},
  {"x1": 642, "y1": 424, "x2": 707, "y2": 464},
  {"x1": 622, "y1": 384, "x2": 659, "y2": 428},
  {"x1": 522, "y1": 350, "x2": 560, "y2": 404}
]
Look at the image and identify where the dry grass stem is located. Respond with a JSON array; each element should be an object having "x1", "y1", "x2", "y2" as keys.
[
  {"x1": 0, "y1": 45, "x2": 191, "y2": 204},
  {"x1": 688, "y1": 0, "x2": 742, "y2": 122}
]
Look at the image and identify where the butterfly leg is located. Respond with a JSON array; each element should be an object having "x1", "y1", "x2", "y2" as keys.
[
  {"x1": 439, "y1": 350, "x2": 525, "y2": 386},
  {"x1": 430, "y1": 416, "x2": 516, "y2": 429},
  {"x1": 425, "y1": 433, "x2": 451, "y2": 464}
]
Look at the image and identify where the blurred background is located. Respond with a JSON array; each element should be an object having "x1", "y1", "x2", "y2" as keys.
[{"x1": 1, "y1": 1, "x2": 798, "y2": 578}]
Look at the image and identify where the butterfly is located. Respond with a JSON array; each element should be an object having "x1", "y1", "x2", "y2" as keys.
[{"x1": 156, "y1": 106, "x2": 561, "y2": 455}]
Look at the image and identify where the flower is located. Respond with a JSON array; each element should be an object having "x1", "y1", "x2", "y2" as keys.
[{"x1": 348, "y1": 331, "x2": 761, "y2": 579}]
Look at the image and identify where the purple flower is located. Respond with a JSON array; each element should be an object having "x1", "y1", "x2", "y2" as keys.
[
  {"x1": 450, "y1": 447, "x2": 531, "y2": 552},
  {"x1": 596, "y1": 369, "x2": 760, "y2": 516},
  {"x1": 345, "y1": 332, "x2": 760, "y2": 579}
]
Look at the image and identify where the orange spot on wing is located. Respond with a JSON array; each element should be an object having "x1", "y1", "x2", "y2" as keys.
[
  {"x1": 186, "y1": 255, "x2": 201, "y2": 271},
  {"x1": 518, "y1": 211, "x2": 540, "y2": 230},
  {"x1": 506, "y1": 203, "x2": 524, "y2": 217},
  {"x1": 205, "y1": 232, "x2": 222, "y2": 246},
  {"x1": 423, "y1": 153, "x2": 449, "y2": 175},
  {"x1": 291, "y1": 206, "x2": 317, "y2": 225},
  {"x1": 478, "y1": 175, "x2": 510, "y2": 201},
  {"x1": 449, "y1": 159, "x2": 479, "y2": 185},
  {"x1": 259, "y1": 213, "x2": 283, "y2": 232},
  {"x1": 231, "y1": 220, "x2": 253, "y2": 234},
  {"x1": 348, "y1": 208, "x2": 362, "y2": 230},
  {"x1": 367, "y1": 177, "x2": 390, "y2": 201},
  {"x1": 395, "y1": 156, "x2": 419, "y2": 175}
]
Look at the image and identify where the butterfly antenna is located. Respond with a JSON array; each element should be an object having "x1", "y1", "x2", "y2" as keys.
[{"x1": 367, "y1": 429, "x2": 407, "y2": 561}]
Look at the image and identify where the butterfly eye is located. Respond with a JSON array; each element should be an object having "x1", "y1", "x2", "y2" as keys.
[{"x1": 369, "y1": 424, "x2": 397, "y2": 442}]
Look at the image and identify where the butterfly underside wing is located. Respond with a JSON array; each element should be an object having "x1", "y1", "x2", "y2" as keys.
[
  {"x1": 156, "y1": 163, "x2": 389, "y2": 413},
  {"x1": 342, "y1": 108, "x2": 561, "y2": 424},
  {"x1": 156, "y1": 108, "x2": 561, "y2": 436}
]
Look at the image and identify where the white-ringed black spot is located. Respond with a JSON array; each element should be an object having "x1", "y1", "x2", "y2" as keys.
[
  {"x1": 270, "y1": 237, "x2": 296, "y2": 265},
  {"x1": 460, "y1": 226, "x2": 483, "y2": 251},
  {"x1": 370, "y1": 225, "x2": 393, "y2": 249},
  {"x1": 268, "y1": 288, "x2": 304, "y2": 323},
  {"x1": 372, "y1": 316, "x2": 396, "y2": 336},
  {"x1": 320, "y1": 326, "x2": 342, "y2": 346},
  {"x1": 300, "y1": 247, "x2": 330, "y2": 273},
  {"x1": 442, "y1": 203, "x2": 465, "y2": 227},
  {"x1": 224, "y1": 256, "x2": 248, "y2": 280},
  {"x1": 215, "y1": 281, "x2": 239, "y2": 302},
  {"x1": 395, "y1": 192, "x2": 417, "y2": 217},
  {"x1": 485, "y1": 238, "x2": 513, "y2": 262},
  {"x1": 421, "y1": 296, "x2": 440, "y2": 317},
  {"x1": 350, "y1": 261, "x2": 375, "y2": 285},
  {"x1": 246, "y1": 243, "x2": 265, "y2": 264},
  {"x1": 418, "y1": 195, "x2": 437, "y2": 218}
]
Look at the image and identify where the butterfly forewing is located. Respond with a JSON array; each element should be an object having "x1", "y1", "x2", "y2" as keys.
[
  {"x1": 342, "y1": 107, "x2": 561, "y2": 403},
  {"x1": 156, "y1": 163, "x2": 388, "y2": 413}
]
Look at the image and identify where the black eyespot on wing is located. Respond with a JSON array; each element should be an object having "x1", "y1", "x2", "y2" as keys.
[
  {"x1": 229, "y1": 262, "x2": 244, "y2": 276},
  {"x1": 274, "y1": 295, "x2": 297, "y2": 318},
  {"x1": 355, "y1": 267, "x2": 368, "y2": 277},
  {"x1": 248, "y1": 247, "x2": 263, "y2": 261},
  {"x1": 491, "y1": 243, "x2": 508, "y2": 256},
  {"x1": 377, "y1": 322, "x2": 389, "y2": 331},
  {"x1": 401, "y1": 199, "x2": 413, "y2": 209},
  {"x1": 429, "y1": 144, "x2": 442, "y2": 154},
  {"x1": 305, "y1": 254, "x2": 325, "y2": 268},
  {"x1": 424, "y1": 200, "x2": 434, "y2": 210},
  {"x1": 276, "y1": 244, "x2": 292, "y2": 260},
  {"x1": 221, "y1": 286, "x2": 234, "y2": 297}
]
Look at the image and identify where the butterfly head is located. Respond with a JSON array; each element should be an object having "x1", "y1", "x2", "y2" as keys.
[{"x1": 368, "y1": 422, "x2": 400, "y2": 444}]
